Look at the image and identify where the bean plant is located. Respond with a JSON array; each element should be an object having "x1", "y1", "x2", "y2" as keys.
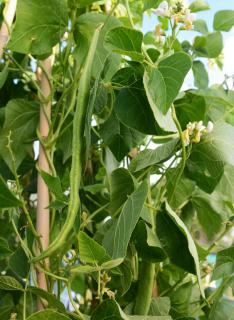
[{"x1": 0, "y1": 0, "x2": 234, "y2": 319}]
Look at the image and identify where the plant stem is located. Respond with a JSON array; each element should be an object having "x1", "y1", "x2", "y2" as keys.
[
  {"x1": 7, "y1": 132, "x2": 40, "y2": 239},
  {"x1": 169, "y1": 104, "x2": 186, "y2": 202},
  {"x1": 11, "y1": 217, "x2": 32, "y2": 259},
  {"x1": 67, "y1": 281, "x2": 85, "y2": 320},
  {"x1": 80, "y1": 203, "x2": 109, "y2": 229},
  {"x1": 124, "y1": 0, "x2": 134, "y2": 28}
]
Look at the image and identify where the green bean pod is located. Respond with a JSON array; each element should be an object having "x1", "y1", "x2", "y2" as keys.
[
  {"x1": 33, "y1": 25, "x2": 102, "y2": 262},
  {"x1": 134, "y1": 261, "x2": 155, "y2": 315}
]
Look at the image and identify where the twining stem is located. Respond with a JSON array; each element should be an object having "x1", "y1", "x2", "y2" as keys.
[
  {"x1": 0, "y1": 0, "x2": 17, "y2": 58},
  {"x1": 36, "y1": 57, "x2": 52, "y2": 306},
  {"x1": 169, "y1": 104, "x2": 186, "y2": 202},
  {"x1": 124, "y1": 0, "x2": 134, "y2": 28},
  {"x1": 7, "y1": 133, "x2": 40, "y2": 239}
]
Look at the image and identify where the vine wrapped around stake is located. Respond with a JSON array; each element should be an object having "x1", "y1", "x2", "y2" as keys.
[{"x1": 1, "y1": 1, "x2": 234, "y2": 318}]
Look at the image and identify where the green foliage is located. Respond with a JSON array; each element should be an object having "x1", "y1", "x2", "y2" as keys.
[
  {"x1": 105, "y1": 26, "x2": 144, "y2": 61},
  {"x1": 26, "y1": 310, "x2": 70, "y2": 320},
  {"x1": 192, "y1": 60, "x2": 209, "y2": 89},
  {"x1": 189, "y1": 0, "x2": 210, "y2": 12},
  {"x1": 108, "y1": 180, "x2": 148, "y2": 259},
  {"x1": 0, "y1": 176, "x2": 21, "y2": 208},
  {"x1": 114, "y1": 87, "x2": 158, "y2": 134},
  {"x1": 213, "y1": 10, "x2": 234, "y2": 32},
  {"x1": 0, "y1": 0, "x2": 233, "y2": 318},
  {"x1": 8, "y1": 0, "x2": 68, "y2": 55}
]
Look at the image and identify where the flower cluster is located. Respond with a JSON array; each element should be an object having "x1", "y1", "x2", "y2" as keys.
[
  {"x1": 182, "y1": 120, "x2": 214, "y2": 146},
  {"x1": 154, "y1": 1, "x2": 196, "y2": 30}
]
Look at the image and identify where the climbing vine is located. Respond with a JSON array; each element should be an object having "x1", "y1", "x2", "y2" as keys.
[{"x1": 0, "y1": 0, "x2": 234, "y2": 319}]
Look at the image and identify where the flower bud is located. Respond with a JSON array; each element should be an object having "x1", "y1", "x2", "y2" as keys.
[
  {"x1": 193, "y1": 130, "x2": 202, "y2": 143},
  {"x1": 182, "y1": 128, "x2": 190, "y2": 146}
]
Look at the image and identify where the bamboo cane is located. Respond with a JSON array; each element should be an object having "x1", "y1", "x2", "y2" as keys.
[
  {"x1": 36, "y1": 57, "x2": 52, "y2": 308},
  {"x1": 0, "y1": 0, "x2": 17, "y2": 58}
]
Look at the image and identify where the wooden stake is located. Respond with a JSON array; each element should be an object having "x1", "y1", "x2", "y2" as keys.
[
  {"x1": 36, "y1": 57, "x2": 52, "y2": 308},
  {"x1": 0, "y1": 0, "x2": 17, "y2": 58}
]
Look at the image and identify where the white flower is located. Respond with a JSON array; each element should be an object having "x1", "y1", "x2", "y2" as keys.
[
  {"x1": 206, "y1": 121, "x2": 214, "y2": 133},
  {"x1": 158, "y1": 0, "x2": 169, "y2": 11},
  {"x1": 185, "y1": 12, "x2": 196, "y2": 22},
  {"x1": 154, "y1": 1, "x2": 170, "y2": 17},
  {"x1": 195, "y1": 121, "x2": 206, "y2": 132},
  {"x1": 186, "y1": 122, "x2": 195, "y2": 133}
]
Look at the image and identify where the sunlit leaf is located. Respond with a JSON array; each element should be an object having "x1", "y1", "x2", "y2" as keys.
[{"x1": 8, "y1": 0, "x2": 68, "y2": 55}]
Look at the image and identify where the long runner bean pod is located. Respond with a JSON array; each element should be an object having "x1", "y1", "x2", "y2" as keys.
[{"x1": 33, "y1": 25, "x2": 102, "y2": 262}]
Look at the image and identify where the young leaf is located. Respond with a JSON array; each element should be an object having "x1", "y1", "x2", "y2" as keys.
[
  {"x1": 70, "y1": 265, "x2": 100, "y2": 274},
  {"x1": 193, "y1": 19, "x2": 209, "y2": 34},
  {"x1": 205, "y1": 32, "x2": 223, "y2": 58},
  {"x1": 130, "y1": 139, "x2": 179, "y2": 172},
  {"x1": 209, "y1": 298, "x2": 234, "y2": 320},
  {"x1": 0, "y1": 176, "x2": 22, "y2": 208},
  {"x1": 186, "y1": 122, "x2": 234, "y2": 193},
  {"x1": 26, "y1": 309, "x2": 71, "y2": 320},
  {"x1": 9, "y1": 248, "x2": 30, "y2": 278},
  {"x1": 77, "y1": 0, "x2": 100, "y2": 8},
  {"x1": 194, "y1": 32, "x2": 223, "y2": 58},
  {"x1": 109, "y1": 168, "x2": 135, "y2": 214},
  {"x1": 212, "y1": 246, "x2": 234, "y2": 280},
  {"x1": 215, "y1": 165, "x2": 234, "y2": 203},
  {"x1": 214, "y1": 10, "x2": 234, "y2": 32},
  {"x1": 192, "y1": 190, "x2": 223, "y2": 239},
  {"x1": 143, "y1": 0, "x2": 161, "y2": 11},
  {"x1": 156, "y1": 203, "x2": 204, "y2": 298},
  {"x1": 78, "y1": 231, "x2": 110, "y2": 264},
  {"x1": 28, "y1": 287, "x2": 65, "y2": 312},
  {"x1": 91, "y1": 299, "x2": 128, "y2": 320},
  {"x1": 0, "y1": 64, "x2": 9, "y2": 89},
  {"x1": 144, "y1": 53, "x2": 192, "y2": 116},
  {"x1": 0, "y1": 238, "x2": 12, "y2": 260},
  {"x1": 114, "y1": 87, "x2": 158, "y2": 135},
  {"x1": 134, "y1": 220, "x2": 167, "y2": 263},
  {"x1": 192, "y1": 60, "x2": 209, "y2": 89},
  {"x1": 149, "y1": 297, "x2": 171, "y2": 316},
  {"x1": 189, "y1": 0, "x2": 210, "y2": 12},
  {"x1": 111, "y1": 180, "x2": 148, "y2": 259},
  {"x1": 0, "y1": 276, "x2": 23, "y2": 291},
  {"x1": 129, "y1": 317, "x2": 172, "y2": 319},
  {"x1": 175, "y1": 92, "x2": 206, "y2": 129},
  {"x1": 3, "y1": 99, "x2": 39, "y2": 142},
  {"x1": 40, "y1": 171, "x2": 67, "y2": 203},
  {"x1": 166, "y1": 171, "x2": 195, "y2": 209},
  {"x1": 101, "y1": 258, "x2": 124, "y2": 269},
  {"x1": 8, "y1": 0, "x2": 68, "y2": 55},
  {"x1": 100, "y1": 112, "x2": 144, "y2": 161},
  {"x1": 105, "y1": 26, "x2": 144, "y2": 61}
]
